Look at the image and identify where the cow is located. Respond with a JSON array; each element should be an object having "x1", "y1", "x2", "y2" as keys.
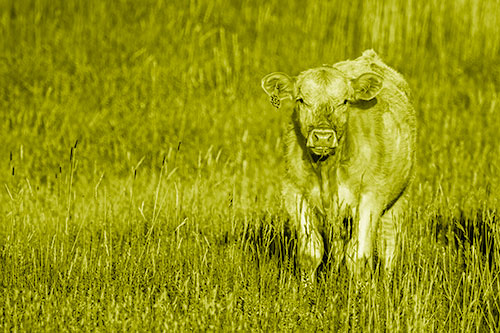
[{"x1": 261, "y1": 50, "x2": 416, "y2": 280}]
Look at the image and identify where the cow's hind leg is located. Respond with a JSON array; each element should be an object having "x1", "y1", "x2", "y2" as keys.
[{"x1": 378, "y1": 194, "x2": 406, "y2": 269}]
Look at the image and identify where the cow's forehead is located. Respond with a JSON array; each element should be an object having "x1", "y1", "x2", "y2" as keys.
[{"x1": 296, "y1": 68, "x2": 350, "y2": 103}]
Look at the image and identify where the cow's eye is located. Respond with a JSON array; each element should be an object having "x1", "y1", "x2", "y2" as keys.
[{"x1": 343, "y1": 99, "x2": 348, "y2": 105}]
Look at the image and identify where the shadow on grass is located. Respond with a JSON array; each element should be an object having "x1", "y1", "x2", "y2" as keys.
[
  {"x1": 241, "y1": 214, "x2": 298, "y2": 274},
  {"x1": 233, "y1": 214, "x2": 355, "y2": 278},
  {"x1": 432, "y1": 209, "x2": 500, "y2": 329},
  {"x1": 434, "y1": 209, "x2": 498, "y2": 268},
  {"x1": 235, "y1": 209, "x2": 499, "y2": 276}
]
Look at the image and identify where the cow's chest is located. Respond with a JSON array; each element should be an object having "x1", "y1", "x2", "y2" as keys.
[{"x1": 315, "y1": 164, "x2": 358, "y2": 216}]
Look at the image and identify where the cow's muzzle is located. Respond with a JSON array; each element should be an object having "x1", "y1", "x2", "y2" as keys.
[{"x1": 306, "y1": 128, "x2": 338, "y2": 157}]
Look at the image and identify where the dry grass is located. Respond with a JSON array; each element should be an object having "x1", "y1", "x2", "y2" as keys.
[{"x1": 1, "y1": 0, "x2": 500, "y2": 330}]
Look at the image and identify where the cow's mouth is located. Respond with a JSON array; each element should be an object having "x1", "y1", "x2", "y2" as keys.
[{"x1": 309, "y1": 147, "x2": 336, "y2": 162}]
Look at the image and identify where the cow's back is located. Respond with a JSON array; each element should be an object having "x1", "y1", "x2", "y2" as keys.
[{"x1": 334, "y1": 50, "x2": 413, "y2": 101}]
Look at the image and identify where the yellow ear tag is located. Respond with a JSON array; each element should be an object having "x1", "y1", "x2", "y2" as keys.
[{"x1": 270, "y1": 86, "x2": 281, "y2": 109}]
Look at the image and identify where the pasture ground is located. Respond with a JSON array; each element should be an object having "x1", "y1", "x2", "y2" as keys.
[{"x1": 1, "y1": 0, "x2": 500, "y2": 330}]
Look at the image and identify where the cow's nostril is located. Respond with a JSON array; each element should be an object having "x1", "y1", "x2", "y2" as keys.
[{"x1": 309, "y1": 129, "x2": 337, "y2": 147}]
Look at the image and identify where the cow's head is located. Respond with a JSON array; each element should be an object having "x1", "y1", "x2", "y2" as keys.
[{"x1": 261, "y1": 67, "x2": 382, "y2": 160}]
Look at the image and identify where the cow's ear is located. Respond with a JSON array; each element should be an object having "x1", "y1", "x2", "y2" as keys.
[
  {"x1": 350, "y1": 72, "x2": 383, "y2": 101},
  {"x1": 261, "y1": 72, "x2": 294, "y2": 107}
]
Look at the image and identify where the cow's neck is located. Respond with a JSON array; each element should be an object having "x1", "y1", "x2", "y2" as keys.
[{"x1": 308, "y1": 150, "x2": 338, "y2": 209}]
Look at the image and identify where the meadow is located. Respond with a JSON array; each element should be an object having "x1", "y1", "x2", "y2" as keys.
[{"x1": 1, "y1": 0, "x2": 500, "y2": 330}]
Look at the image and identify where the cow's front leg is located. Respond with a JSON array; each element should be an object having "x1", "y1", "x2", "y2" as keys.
[
  {"x1": 346, "y1": 193, "x2": 381, "y2": 272},
  {"x1": 294, "y1": 194, "x2": 324, "y2": 282}
]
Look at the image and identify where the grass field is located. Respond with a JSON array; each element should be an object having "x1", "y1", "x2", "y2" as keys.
[{"x1": 1, "y1": 0, "x2": 500, "y2": 330}]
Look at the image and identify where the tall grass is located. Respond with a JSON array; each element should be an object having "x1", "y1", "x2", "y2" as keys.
[{"x1": 1, "y1": 0, "x2": 500, "y2": 330}]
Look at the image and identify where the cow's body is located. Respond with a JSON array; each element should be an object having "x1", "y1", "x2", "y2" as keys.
[{"x1": 262, "y1": 50, "x2": 416, "y2": 278}]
